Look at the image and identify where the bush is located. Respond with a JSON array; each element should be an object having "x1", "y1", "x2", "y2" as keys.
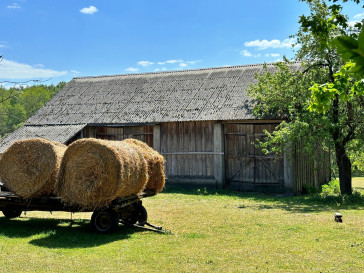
[
  {"x1": 321, "y1": 179, "x2": 341, "y2": 197},
  {"x1": 302, "y1": 183, "x2": 319, "y2": 194}
]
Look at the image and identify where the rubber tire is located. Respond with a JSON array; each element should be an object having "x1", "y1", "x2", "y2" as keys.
[
  {"x1": 2, "y1": 209, "x2": 22, "y2": 218},
  {"x1": 91, "y1": 209, "x2": 119, "y2": 234},
  {"x1": 123, "y1": 205, "x2": 148, "y2": 226}
]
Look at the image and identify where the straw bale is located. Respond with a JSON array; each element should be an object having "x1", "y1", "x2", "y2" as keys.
[
  {"x1": 123, "y1": 139, "x2": 165, "y2": 193},
  {"x1": 56, "y1": 138, "x2": 148, "y2": 209},
  {"x1": 0, "y1": 138, "x2": 67, "y2": 198}
]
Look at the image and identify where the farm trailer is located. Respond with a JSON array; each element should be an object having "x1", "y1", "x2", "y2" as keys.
[{"x1": 0, "y1": 185, "x2": 164, "y2": 234}]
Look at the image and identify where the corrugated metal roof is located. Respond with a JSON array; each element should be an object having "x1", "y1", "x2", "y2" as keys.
[
  {"x1": 25, "y1": 63, "x2": 294, "y2": 125},
  {"x1": 0, "y1": 124, "x2": 86, "y2": 153}
]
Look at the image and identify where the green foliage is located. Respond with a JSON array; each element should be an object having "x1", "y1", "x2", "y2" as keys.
[
  {"x1": 348, "y1": 139, "x2": 364, "y2": 172},
  {"x1": 321, "y1": 178, "x2": 341, "y2": 196},
  {"x1": 302, "y1": 183, "x2": 319, "y2": 194},
  {"x1": 249, "y1": 0, "x2": 364, "y2": 194},
  {"x1": 308, "y1": 62, "x2": 364, "y2": 113},
  {"x1": 0, "y1": 82, "x2": 65, "y2": 137},
  {"x1": 295, "y1": 0, "x2": 347, "y2": 72},
  {"x1": 248, "y1": 61, "x2": 331, "y2": 159},
  {"x1": 333, "y1": 22, "x2": 364, "y2": 77}
]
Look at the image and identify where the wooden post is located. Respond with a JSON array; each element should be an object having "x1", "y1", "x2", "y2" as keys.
[
  {"x1": 314, "y1": 158, "x2": 319, "y2": 188},
  {"x1": 214, "y1": 123, "x2": 225, "y2": 189},
  {"x1": 87, "y1": 127, "x2": 96, "y2": 138},
  {"x1": 284, "y1": 142, "x2": 294, "y2": 193},
  {"x1": 153, "y1": 125, "x2": 161, "y2": 152}
]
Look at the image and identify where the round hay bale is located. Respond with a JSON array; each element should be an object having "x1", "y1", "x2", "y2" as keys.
[
  {"x1": 0, "y1": 138, "x2": 67, "y2": 198},
  {"x1": 123, "y1": 139, "x2": 166, "y2": 193},
  {"x1": 56, "y1": 138, "x2": 148, "y2": 209}
]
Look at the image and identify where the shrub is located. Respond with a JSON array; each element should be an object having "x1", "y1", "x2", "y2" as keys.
[
  {"x1": 321, "y1": 179, "x2": 341, "y2": 197},
  {"x1": 302, "y1": 183, "x2": 319, "y2": 194}
]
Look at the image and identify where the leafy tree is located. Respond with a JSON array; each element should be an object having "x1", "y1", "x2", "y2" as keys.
[
  {"x1": 249, "y1": 0, "x2": 364, "y2": 194},
  {"x1": 0, "y1": 82, "x2": 65, "y2": 137},
  {"x1": 334, "y1": 25, "x2": 364, "y2": 77}
]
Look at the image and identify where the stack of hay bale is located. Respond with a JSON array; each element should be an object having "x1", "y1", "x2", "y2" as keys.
[
  {"x1": 0, "y1": 138, "x2": 165, "y2": 209},
  {"x1": 0, "y1": 139, "x2": 67, "y2": 198}
]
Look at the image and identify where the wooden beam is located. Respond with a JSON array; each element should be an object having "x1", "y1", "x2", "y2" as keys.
[
  {"x1": 161, "y1": 152, "x2": 223, "y2": 155},
  {"x1": 283, "y1": 142, "x2": 294, "y2": 193},
  {"x1": 153, "y1": 125, "x2": 161, "y2": 152},
  {"x1": 214, "y1": 123, "x2": 225, "y2": 189}
]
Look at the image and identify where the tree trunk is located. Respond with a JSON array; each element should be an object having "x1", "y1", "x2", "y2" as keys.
[{"x1": 335, "y1": 143, "x2": 352, "y2": 194}]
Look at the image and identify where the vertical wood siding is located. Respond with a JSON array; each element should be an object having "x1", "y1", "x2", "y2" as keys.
[
  {"x1": 86, "y1": 126, "x2": 153, "y2": 146},
  {"x1": 293, "y1": 140, "x2": 331, "y2": 193},
  {"x1": 225, "y1": 123, "x2": 284, "y2": 192},
  {"x1": 160, "y1": 121, "x2": 214, "y2": 178}
]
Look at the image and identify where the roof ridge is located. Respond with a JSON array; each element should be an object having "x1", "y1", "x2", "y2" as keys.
[{"x1": 73, "y1": 61, "x2": 300, "y2": 80}]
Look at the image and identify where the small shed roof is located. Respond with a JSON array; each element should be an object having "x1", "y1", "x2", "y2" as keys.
[
  {"x1": 25, "y1": 63, "x2": 287, "y2": 126},
  {"x1": 0, "y1": 124, "x2": 85, "y2": 153}
]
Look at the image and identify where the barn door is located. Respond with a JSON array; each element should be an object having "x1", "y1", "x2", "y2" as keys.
[{"x1": 225, "y1": 123, "x2": 284, "y2": 193}]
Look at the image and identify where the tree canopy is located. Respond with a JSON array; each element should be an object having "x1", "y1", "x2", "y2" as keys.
[
  {"x1": 249, "y1": 0, "x2": 364, "y2": 194},
  {"x1": 0, "y1": 83, "x2": 65, "y2": 137}
]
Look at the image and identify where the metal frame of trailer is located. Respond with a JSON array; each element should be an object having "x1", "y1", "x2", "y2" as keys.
[{"x1": 0, "y1": 186, "x2": 168, "y2": 234}]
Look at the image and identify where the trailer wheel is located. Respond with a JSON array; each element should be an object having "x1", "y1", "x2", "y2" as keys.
[
  {"x1": 122, "y1": 204, "x2": 148, "y2": 226},
  {"x1": 91, "y1": 209, "x2": 119, "y2": 234},
  {"x1": 2, "y1": 209, "x2": 22, "y2": 218}
]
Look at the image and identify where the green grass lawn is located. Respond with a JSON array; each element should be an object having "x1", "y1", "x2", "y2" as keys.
[{"x1": 0, "y1": 178, "x2": 363, "y2": 272}]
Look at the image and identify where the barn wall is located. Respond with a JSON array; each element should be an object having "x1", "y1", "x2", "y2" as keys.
[
  {"x1": 85, "y1": 126, "x2": 153, "y2": 146},
  {"x1": 80, "y1": 121, "x2": 331, "y2": 193},
  {"x1": 292, "y1": 141, "x2": 331, "y2": 193},
  {"x1": 160, "y1": 121, "x2": 215, "y2": 183}
]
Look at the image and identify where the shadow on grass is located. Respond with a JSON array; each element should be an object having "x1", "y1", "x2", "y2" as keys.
[
  {"x1": 163, "y1": 186, "x2": 364, "y2": 213},
  {"x1": 0, "y1": 217, "x2": 143, "y2": 249}
]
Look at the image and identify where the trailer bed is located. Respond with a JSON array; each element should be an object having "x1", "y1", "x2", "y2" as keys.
[
  {"x1": 0, "y1": 186, "x2": 158, "y2": 233},
  {"x1": 0, "y1": 189, "x2": 155, "y2": 212}
]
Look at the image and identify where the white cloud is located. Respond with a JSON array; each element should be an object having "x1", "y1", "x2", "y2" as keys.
[
  {"x1": 348, "y1": 20, "x2": 361, "y2": 28},
  {"x1": 7, "y1": 3, "x2": 20, "y2": 9},
  {"x1": 264, "y1": 53, "x2": 280, "y2": 58},
  {"x1": 0, "y1": 59, "x2": 67, "y2": 79},
  {"x1": 1, "y1": 83, "x2": 29, "y2": 90},
  {"x1": 186, "y1": 60, "x2": 201, "y2": 64},
  {"x1": 137, "y1": 61, "x2": 154, "y2": 67},
  {"x1": 240, "y1": 50, "x2": 262, "y2": 58},
  {"x1": 354, "y1": 13, "x2": 364, "y2": 19},
  {"x1": 244, "y1": 38, "x2": 295, "y2": 50},
  {"x1": 71, "y1": 70, "x2": 81, "y2": 74},
  {"x1": 154, "y1": 68, "x2": 160, "y2": 72},
  {"x1": 157, "y1": 59, "x2": 183, "y2": 65},
  {"x1": 155, "y1": 59, "x2": 200, "y2": 66},
  {"x1": 80, "y1": 6, "x2": 98, "y2": 15},
  {"x1": 240, "y1": 50, "x2": 252, "y2": 57},
  {"x1": 125, "y1": 67, "x2": 139, "y2": 72}
]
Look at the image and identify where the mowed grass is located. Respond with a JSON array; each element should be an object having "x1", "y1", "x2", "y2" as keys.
[{"x1": 0, "y1": 178, "x2": 363, "y2": 272}]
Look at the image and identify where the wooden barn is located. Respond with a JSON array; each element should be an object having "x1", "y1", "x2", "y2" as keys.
[{"x1": 0, "y1": 64, "x2": 330, "y2": 193}]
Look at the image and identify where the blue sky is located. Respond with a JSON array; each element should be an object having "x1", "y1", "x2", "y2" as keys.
[{"x1": 0, "y1": 0, "x2": 363, "y2": 87}]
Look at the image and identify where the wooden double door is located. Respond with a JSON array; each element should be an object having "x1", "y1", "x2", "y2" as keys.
[{"x1": 225, "y1": 123, "x2": 284, "y2": 193}]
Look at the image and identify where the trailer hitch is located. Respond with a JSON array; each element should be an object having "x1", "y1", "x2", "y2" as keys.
[{"x1": 126, "y1": 221, "x2": 173, "y2": 235}]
